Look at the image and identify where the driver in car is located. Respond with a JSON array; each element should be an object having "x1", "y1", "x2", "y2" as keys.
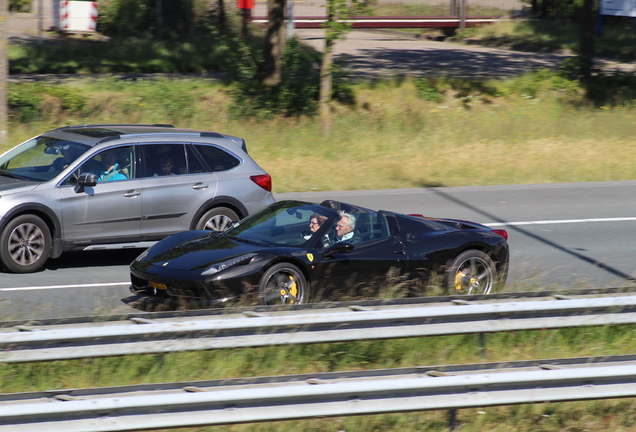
[
  {"x1": 303, "y1": 213, "x2": 328, "y2": 240},
  {"x1": 323, "y1": 211, "x2": 357, "y2": 247},
  {"x1": 49, "y1": 145, "x2": 83, "y2": 173}
]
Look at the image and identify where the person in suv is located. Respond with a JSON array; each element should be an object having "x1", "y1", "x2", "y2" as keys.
[{"x1": 0, "y1": 124, "x2": 275, "y2": 273}]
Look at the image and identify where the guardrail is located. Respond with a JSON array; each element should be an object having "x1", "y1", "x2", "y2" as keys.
[
  {"x1": 2, "y1": 288, "x2": 636, "y2": 431},
  {"x1": 2, "y1": 288, "x2": 636, "y2": 363},
  {"x1": 250, "y1": 16, "x2": 507, "y2": 28},
  {"x1": 1, "y1": 354, "x2": 636, "y2": 432}
]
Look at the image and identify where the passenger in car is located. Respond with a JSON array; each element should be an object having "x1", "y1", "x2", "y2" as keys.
[
  {"x1": 154, "y1": 156, "x2": 176, "y2": 176},
  {"x1": 303, "y1": 213, "x2": 328, "y2": 240},
  {"x1": 49, "y1": 145, "x2": 83, "y2": 173}
]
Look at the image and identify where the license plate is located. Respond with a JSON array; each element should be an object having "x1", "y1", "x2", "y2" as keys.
[{"x1": 150, "y1": 281, "x2": 167, "y2": 291}]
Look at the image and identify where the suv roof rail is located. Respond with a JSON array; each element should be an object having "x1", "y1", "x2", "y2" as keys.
[
  {"x1": 54, "y1": 124, "x2": 175, "y2": 131},
  {"x1": 200, "y1": 132, "x2": 224, "y2": 138}
]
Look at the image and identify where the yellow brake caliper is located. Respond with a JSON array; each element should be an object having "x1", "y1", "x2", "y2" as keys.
[
  {"x1": 288, "y1": 275, "x2": 298, "y2": 304},
  {"x1": 455, "y1": 271, "x2": 463, "y2": 291}
]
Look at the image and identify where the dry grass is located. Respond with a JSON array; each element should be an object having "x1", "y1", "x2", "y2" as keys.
[{"x1": 5, "y1": 76, "x2": 636, "y2": 194}]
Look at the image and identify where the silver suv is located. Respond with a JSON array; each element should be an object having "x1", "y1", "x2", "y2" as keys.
[{"x1": 0, "y1": 124, "x2": 275, "y2": 273}]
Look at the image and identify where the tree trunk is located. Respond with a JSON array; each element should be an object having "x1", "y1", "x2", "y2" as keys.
[
  {"x1": 263, "y1": 0, "x2": 286, "y2": 85},
  {"x1": 319, "y1": 37, "x2": 333, "y2": 130},
  {"x1": 579, "y1": 0, "x2": 595, "y2": 82},
  {"x1": 156, "y1": 0, "x2": 163, "y2": 40},
  {"x1": 0, "y1": 0, "x2": 7, "y2": 147}
]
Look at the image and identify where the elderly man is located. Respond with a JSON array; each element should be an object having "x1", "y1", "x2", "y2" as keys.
[{"x1": 334, "y1": 211, "x2": 356, "y2": 243}]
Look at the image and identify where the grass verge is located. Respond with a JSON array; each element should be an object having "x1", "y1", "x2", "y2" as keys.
[
  {"x1": 5, "y1": 73, "x2": 636, "y2": 193},
  {"x1": 2, "y1": 325, "x2": 636, "y2": 431}
]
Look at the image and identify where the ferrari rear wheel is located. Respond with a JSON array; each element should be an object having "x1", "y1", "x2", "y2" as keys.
[
  {"x1": 447, "y1": 250, "x2": 496, "y2": 295},
  {"x1": 258, "y1": 263, "x2": 307, "y2": 305}
]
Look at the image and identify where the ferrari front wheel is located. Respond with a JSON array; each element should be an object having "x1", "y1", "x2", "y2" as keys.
[
  {"x1": 258, "y1": 263, "x2": 307, "y2": 305},
  {"x1": 447, "y1": 250, "x2": 497, "y2": 295}
]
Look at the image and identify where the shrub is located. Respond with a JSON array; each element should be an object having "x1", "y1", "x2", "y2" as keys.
[
  {"x1": 414, "y1": 78, "x2": 444, "y2": 102},
  {"x1": 229, "y1": 36, "x2": 356, "y2": 118},
  {"x1": 8, "y1": 83, "x2": 89, "y2": 122},
  {"x1": 10, "y1": 0, "x2": 32, "y2": 12},
  {"x1": 8, "y1": 84, "x2": 43, "y2": 122}
]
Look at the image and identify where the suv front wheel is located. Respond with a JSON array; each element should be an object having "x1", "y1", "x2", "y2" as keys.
[{"x1": 0, "y1": 215, "x2": 51, "y2": 273}]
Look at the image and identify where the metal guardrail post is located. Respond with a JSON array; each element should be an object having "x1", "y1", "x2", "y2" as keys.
[
  {"x1": 479, "y1": 332, "x2": 486, "y2": 359},
  {"x1": 460, "y1": 0, "x2": 467, "y2": 30}
]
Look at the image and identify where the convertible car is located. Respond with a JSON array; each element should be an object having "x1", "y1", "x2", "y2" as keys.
[{"x1": 129, "y1": 200, "x2": 509, "y2": 306}]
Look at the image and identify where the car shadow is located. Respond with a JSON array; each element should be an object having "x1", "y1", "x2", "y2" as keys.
[
  {"x1": 424, "y1": 185, "x2": 636, "y2": 283},
  {"x1": 43, "y1": 249, "x2": 146, "y2": 271}
]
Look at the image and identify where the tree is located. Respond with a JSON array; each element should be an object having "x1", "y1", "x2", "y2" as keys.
[
  {"x1": 579, "y1": 0, "x2": 596, "y2": 82},
  {"x1": 319, "y1": 0, "x2": 367, "y2": 127},
  {"x1": 263, "y1": 0, "x2": 286, "y2": 85},
  {"x1": 0, "y1": 0, "x2": 6, "y2": 147}
]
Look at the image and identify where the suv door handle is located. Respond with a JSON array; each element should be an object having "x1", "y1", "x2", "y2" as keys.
[
  {"x1": 124, "y1": 190, "x2": 141, "y2": 197},
  {"x1": 192, "y1": 183, "x2": 209, "y2": 190}
]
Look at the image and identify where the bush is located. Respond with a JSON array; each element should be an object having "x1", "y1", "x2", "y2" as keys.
[
  {"x1": 496, "y1": 68, "x2": 580, "y2": 99},
  {"x1": 98, "y1": 0, "x2": 200, "y2": 40},
  {"x1": 229, "y1": 37, "x2": 356, "y2": 118},
  {"x1": 414, "y1": 78, "x2": 444, "y2": 102},
  {"x1": 9, "y1": 0, "x2": 32, "y2": 13},
  {"x1": 8, "y1": 83, "x2": 88, "y2": 122},
  {"x1": 8, "y1": 84, "x2": 42, "y2": 122}
]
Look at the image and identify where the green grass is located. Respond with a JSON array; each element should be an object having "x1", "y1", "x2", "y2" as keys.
[{"x1": 2, "y1": 325, "x2": 636, "y2": 431}]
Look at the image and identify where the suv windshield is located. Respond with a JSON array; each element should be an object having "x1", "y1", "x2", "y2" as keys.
[
  {"x1": 0, "y1": 136, "x2": 90, "y2": 182},
  {"x1": 225, "y1": 201, "x2": 335, "y2": 248}
]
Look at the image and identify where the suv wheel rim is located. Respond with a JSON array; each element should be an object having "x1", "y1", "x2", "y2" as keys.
[
  {"x1": 205, "y1": 214, "x2": 232, "y2": 231},
  {"x1": 8, "y1": 222, "x2": 46, "y2": 266}
]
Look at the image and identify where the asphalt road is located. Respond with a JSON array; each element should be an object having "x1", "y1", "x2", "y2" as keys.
[
  {"x1": 1, "y1": 181, "x2": 635, "y2": 321},
  {"x1": 294, "y1": 29, "x2": 636, "y2": 78}
]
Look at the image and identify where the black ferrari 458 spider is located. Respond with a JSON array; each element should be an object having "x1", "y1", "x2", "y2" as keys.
[{"x1": 129, "y1": 200, "x2": 509, "y2": 306}]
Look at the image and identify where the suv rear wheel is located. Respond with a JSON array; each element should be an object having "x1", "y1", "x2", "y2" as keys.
[
  {"x1": 0, "y1": 215, "x2": 51, "y2": 273},
  {"x1": 195, "y1": 207, "x2": 239, "y2": 232}
]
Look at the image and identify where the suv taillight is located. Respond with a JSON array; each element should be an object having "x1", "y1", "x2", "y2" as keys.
[{"x1": 250, "y1": 174, "x2": 272, "y2": 192}]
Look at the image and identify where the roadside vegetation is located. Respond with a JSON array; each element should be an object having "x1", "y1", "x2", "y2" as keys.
[
  {"x1": 4, "y1": 5, "x2": 636, "y2": 430},
  {"x1": 7, "y1": 66, "x2": 636, "y2": 193},
  {"x1": 2, "y1": 323, "x2": 636, "y2": 431},
  {"x1": 455, "y1": 18, "x2": 636, "y2": 58}
]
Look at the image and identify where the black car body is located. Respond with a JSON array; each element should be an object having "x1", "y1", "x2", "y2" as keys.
[{"x1": 130, "y1": 200, "x2": 509, "y2": 305}]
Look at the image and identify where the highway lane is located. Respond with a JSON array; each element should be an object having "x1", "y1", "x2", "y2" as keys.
[{"x1": 1, "y1": 181, "x2": 635, "y2": 321}]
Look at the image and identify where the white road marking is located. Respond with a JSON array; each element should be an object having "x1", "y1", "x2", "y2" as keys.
[
  {"x1": 2, "y1": 216, "x2": 635, "y2": 292},
  {"x1": 486, "y1": 217, "x2": 636, "y2": 227},
  {"x1": 0, "y1": 282, "x2": 129, "y2": 291}
]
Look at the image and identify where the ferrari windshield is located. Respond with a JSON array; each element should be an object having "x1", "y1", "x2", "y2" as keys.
[
  {"x1": 0, "y1": 136, "x2": 90, "y2": 182},
  {"x1": 225, "y1": 201, "x2": 335, "y2": 247}
]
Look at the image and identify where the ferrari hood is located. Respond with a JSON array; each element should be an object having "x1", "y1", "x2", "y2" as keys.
[{"x1": 145, "y1": 235, "x2": 265, "y2": 271}]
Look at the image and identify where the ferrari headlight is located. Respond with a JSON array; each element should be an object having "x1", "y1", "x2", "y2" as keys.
[
  {"x1": 201, "y1": 253, "x2": 258, "y2": 276},
  {"x1": 135, "y1": 248, "x2": 150, "y2": 262}
]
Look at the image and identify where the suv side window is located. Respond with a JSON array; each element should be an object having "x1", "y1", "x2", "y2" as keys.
[
  {"x1": 194, "y1": 144, "x2": 240, "y2": 172},
  {"x1": 63, "y1": 145, "x2": 135, "y2": 185},
  {"x1": 140, "y1": 144, "x2": 187, "y2": 177}
]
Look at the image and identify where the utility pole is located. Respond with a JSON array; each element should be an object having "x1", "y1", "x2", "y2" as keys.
[{"x1": 0, "y1": 0, "x2": 7, "y2": 148}]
